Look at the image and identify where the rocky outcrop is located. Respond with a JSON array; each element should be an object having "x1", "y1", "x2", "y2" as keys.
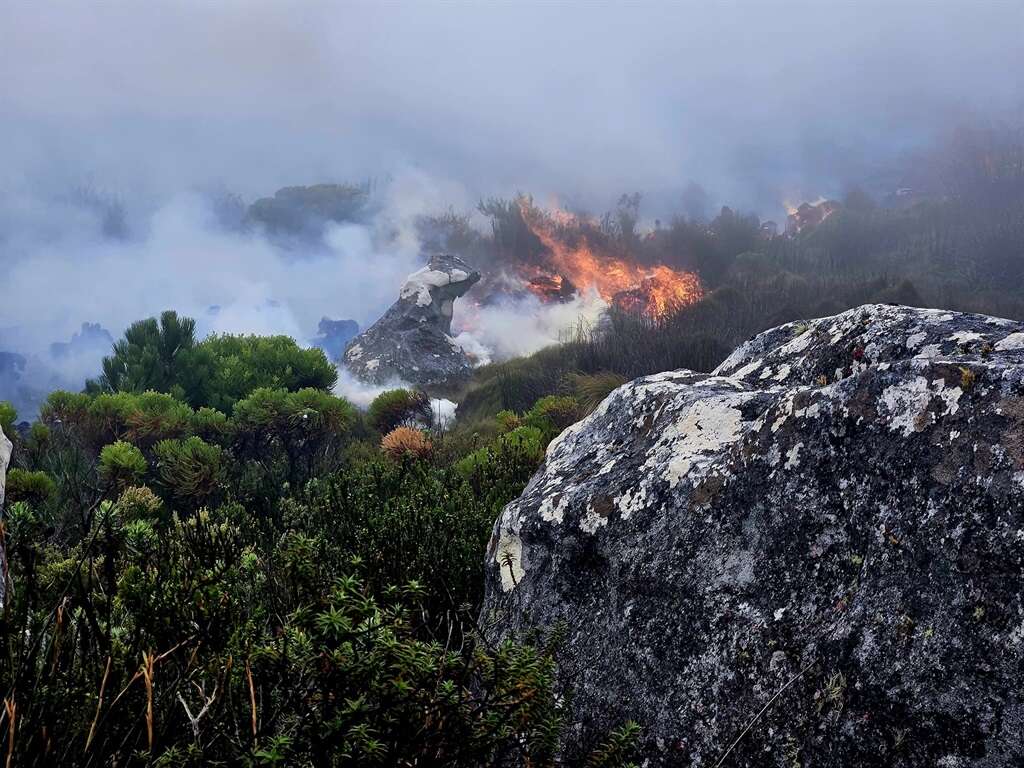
[
  {"x1": 0, "y1": 426, "x2": 11, "y2": 609},
  {"x1": 344, "y1": 254, "x2": 480, "y2": 390},
  {"x1": 483, "y1": 304, "x2": 1024, "y2": 766},
  {"x1": 311, "y1": 317, "x2": 360, "y2": 361}
]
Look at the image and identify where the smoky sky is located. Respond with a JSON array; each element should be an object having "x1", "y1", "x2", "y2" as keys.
[
  {"x1": 3, "y1": 1, "x2": 1022, "y2": 212},
  {"x1": 1, "y1": 1, "x2": 1023, "y2": 415}
]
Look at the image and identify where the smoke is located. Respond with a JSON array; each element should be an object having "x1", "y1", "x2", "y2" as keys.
[
  {"x1": 0, "y1": 179, "x2": 435, "y2": 416},
  {"x1": 452, "y1": 291, "x2": 609, "y2": 365},
  {"x1": 1, "y1": 1, "x2": 1022, "y2": 413}
]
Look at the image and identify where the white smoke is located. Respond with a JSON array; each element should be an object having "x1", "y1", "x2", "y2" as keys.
[
  {"x1": 0, "y1": 174, "x2": 447, "y2": 416},
  {"x1": 0, "y1": 163, "x2": 619, "y2": 420},
  {"x1": 333, "y1": 367, "x2": 412, "y2": 410},
  {"x1": 451, "y1": 289, "x2": 608, "y2": 365}
]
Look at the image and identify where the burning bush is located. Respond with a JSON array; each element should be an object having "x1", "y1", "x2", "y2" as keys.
[{"x1": 514, "y1": 198, "x2": 704, "y2": 319}]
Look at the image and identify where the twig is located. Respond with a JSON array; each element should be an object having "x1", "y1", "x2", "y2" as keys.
[
  {"x1": 4, "y1": 698, "x2": 16, "y2": 768},
  {"x1": 142, "y1": 651, "x2": 155, "y2": 751},
  {"x1": 712, "y1": 659, "x2": 815, "y2": 768},
  {"x1": 245, "y1": 660, "x2": 257, "y2": 741},
  {"x1": 84, "y1": 655, "x2": 112, "y2": 752}
]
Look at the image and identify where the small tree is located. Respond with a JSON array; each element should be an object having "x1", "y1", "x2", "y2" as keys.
[
  {"x1": 89, "y1": 310, "x2": 197, "y2": 396},
  {"x1": 368, "y1": 389, "x2": 432, "y2": 434}
]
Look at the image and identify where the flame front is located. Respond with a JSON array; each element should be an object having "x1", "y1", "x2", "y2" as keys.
[{"x1": 517, "y1": 202, "x2": 702, "y2": 319}]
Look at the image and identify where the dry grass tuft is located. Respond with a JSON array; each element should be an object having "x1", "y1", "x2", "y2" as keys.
[{"x1": 381, "y1": 427, "x2": 433, "y2": 460}]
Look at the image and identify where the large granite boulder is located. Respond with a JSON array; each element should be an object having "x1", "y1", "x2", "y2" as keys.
[
  {"x1": 344, "y1": 254, "x2": 480, "y2": 390},
  {"x1": 483, "y1": 304, "x2": 1024, "y2": 766}
]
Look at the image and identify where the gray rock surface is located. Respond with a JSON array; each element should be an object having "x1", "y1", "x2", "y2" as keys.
[
  {"x1": 482, "y1": 304, "x2": 1024, "y2": 766},
  {"x1": 344, "y1": 254, "x2": 480, "y2": 389}
]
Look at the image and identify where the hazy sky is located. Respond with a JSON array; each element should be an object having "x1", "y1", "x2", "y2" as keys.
[
  {"x1": 1, "y1": 0, "x2": 1023, "y2": 413},
  {"x1": 3, "y1": 1, "x2": 1022, "y2": 212}
]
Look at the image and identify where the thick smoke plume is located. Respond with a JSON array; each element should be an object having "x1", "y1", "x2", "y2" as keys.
[{"x1": 1, "y1": 1, "x2": 1022, "y2": 413}]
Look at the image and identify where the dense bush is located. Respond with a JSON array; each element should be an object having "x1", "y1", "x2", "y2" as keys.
[
  {"x1": 4, "y1": 468, "x2": 56, "y2": 507},
  {"x1": 0, "y1": 491, "x2": 591, "y2": 766},
  {"x1": 367, "y1": 388, "x2": 432, "y2": 433},
  {"x1": 98, "y1": 440, "x2": 148, "y2": 491},
  {"x1": 0, "y1": 372, "x2": 640, "y2": 765},
  {"x1": 87, "y1": 313, "x2": 338, "y2": 412},
  {"x1": 153, "y1": 436, "x2": 226, "y2": 510},
  {"x1": 185, "y1": 334, "x2": 339, "y2": 412}
]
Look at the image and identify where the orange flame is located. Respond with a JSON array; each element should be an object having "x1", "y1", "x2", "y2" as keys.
[{"x1": 517, "y1": 202, "x2": 702, "y2": 319}]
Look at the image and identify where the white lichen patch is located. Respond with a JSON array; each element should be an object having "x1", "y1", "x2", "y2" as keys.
[
  {"x1": 732, "y1": 358, "x2": 763, "y2": 379},
  {"x1": 779, "y1": 329, "x2": 815, "y2": 356},
  {"x1": 538, "y1": 495, "x2": 569, "y2": 524},
  {"x1": 784, "y1": 442, "x2": 804, "y2": 469},
  {"x1": 915, "y1": 343, "x2": 942, "y2": 359},
  {"x1": 936, "y1": 383, "x2": 963, "y2": 417},
  {"x1": 655, "y1": 396, "x2": 748, "y2": 487},
  {"x1": 879, "y1": 376, "x2": 961, "y2": 436},
  {"x1": 365, "y1": 358, "x2": 380, "y2": 372},
  {"x1": 905, "y1": 331, "x2": 928, "y2": 349},
  {"x1": 995, "y1": 332, "x2": 1024, "y2": 351},
  {"x1": 496, "y1": 531, "x2": 525, "y2": 592},
  {"x1": 346, "y1": 343, "x2": 363, "y2": 360},
  {"x1": 948, "y1": 331, "x2": 984, "y2": 345},
  {"x1": 615, "y1": 485, "x2": 648, "y2": 520},
  {"x1": 581, "y1": 502, "x2": 610, "y2": 534},
  {"x1": 773, "y1": 364, "x2": 792, "y2": 382},
  {"x1": 880, "y1": 376, "x2": 933, "y2": 436}
]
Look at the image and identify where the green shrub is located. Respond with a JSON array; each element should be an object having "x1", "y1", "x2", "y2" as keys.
[
  {"x1": 0, "y1": 400, "x2": 16, "y2": 436},
  {"x1": 185, "y1": 333, "x2": 339, "y2": 412},
  {"x1": 570, "y1": 371, "x2": 627, "y2": 413},
  {"x1": 86, "y1": 312, "x2": 338, "y2": 412},
  {"x1": 115, "y1": 484, "x2": 164, "y2": 522},
  {"x1": 40, "y1": 389, "x2": 91, "y2": 428},
  {"x1": 123, "y1": 390, "x2": 194, "y2": 445},
  {"x1": 191, "y1": 405, "x2": 231, "y2": 444},
  {"x1": 495, "y1": 409, "x2": 522, "y2": 433},
  {"x1": 367, "y1": 388, "x2": 432, "y2": 433},
  {"x1": 526, "y1": 394, "x2": 583, "y2": 432},
  {"x1": 99, "y1": 440, "x2": 148, "y2": 490},
  {"x1": 455, "y1": 425, "x2": 546, "y2": 480},
  {"x1": 5, "y1": 468, "x2": 57, "y2": 507},
  {"x1": 153, "y1": 436, "x2": 225, "y2": 509}
]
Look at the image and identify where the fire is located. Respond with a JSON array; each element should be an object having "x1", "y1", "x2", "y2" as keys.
[
  {"x1": 516, "y1": 202, "x2": 702, "y2": 319},
  {"x1": 785, "y1": 198, "x2": 840, "y2": 236}
]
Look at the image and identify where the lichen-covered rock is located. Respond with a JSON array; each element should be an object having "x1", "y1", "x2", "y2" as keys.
[
  {"x1": 482, "y1": 304, "x2": 1024, "y2": 766},
  {"x1": 344, "y1": 254, "x2": 480, "y2": 390}
]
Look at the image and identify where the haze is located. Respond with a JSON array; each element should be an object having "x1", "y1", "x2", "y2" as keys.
[{"x1": 1, "y1": 0, "x2": 1022, "y2": 411}]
